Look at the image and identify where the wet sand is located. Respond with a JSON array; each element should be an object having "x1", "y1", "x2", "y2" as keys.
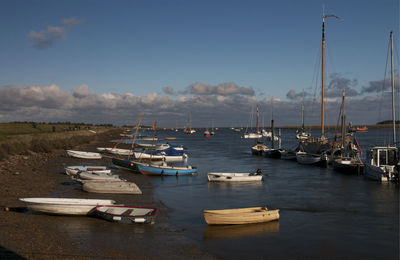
[{"x1": 0, "y1": 132, "x2": 215, "y2": 259}]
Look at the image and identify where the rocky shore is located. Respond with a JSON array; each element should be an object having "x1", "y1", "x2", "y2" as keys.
[{"x1": 0, "y1": 131, "x2": 214, "y2": 259}]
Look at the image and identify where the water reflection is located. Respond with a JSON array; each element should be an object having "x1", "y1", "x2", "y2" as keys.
[
  {"x1": 207, "y1": 181, "x2": 263, "y2": 190},
  {"x1": 203, "y1": 221, "x2": 279, "y2": 240}
]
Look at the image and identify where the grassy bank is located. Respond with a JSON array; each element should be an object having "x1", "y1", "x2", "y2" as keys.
[{"x1": 0, "y1": 123, "x2": 120, "y2": 161}]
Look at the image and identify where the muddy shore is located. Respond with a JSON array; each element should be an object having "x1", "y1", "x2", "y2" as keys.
[{"x1": 0, "y1": 131, "x2": 215, "y2": 259}]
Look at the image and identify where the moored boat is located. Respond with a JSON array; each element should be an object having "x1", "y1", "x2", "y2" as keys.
[
  {"x1": 82, "y1": 181, "x2": 142, "y2": 194},
  {"x1": 66, "y1": 150, "x2": 102, "y2": 159},
  {"x1": 207, "y1": 170, "x2": 263, "y2": 182},
  {"x1": 203, "y1": 206, "x2": 279, "y2": 225},
  {"x1": 137, "y1": 162, "x2": 197, "y2": 176},
  {"x1": 77, "y1": 171, "x2": 124, "y2": 181},
  {"x1": 65, "y1": 165, "x2": 110, "y2": 176},
  {"x1": 19, "y1": 198, "x2": 116, "y2": 215},
  {"x1": 92, "y1": 205, "x2": 157, "y2": 224}
]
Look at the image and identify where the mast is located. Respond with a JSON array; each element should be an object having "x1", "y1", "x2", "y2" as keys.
[
  {"x1": 390, "y1": 31, "x2": 396, "y2": 145},
  {"x1": 321, "y1": 9, "x2": 326, "y2": 139},
  {"x1": 256, "y1": 105, "x2": 259, "y2": 134},
  {"x1": 341, "y1": 90, "x2": 345, "y2": 147},
  {"x1": 128, "y1": 112, "x2": 143, "y2": 161},
  {"x1": 301, "y1": 89, "x2": 305, "y2": 131}
]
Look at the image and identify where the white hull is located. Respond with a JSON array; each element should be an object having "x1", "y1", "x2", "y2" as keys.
[
  {"x1": 77, "y1": 171, "x2": 122, "y2": 181},
  {"x1": 208, "y1": 172, "x2": 262, "y2": 182},
  {"x1": 83, "y1": 182, "x2": 142, "y2": 194},
  {"x1": 67, "y1": 150, "x2": 102, "y2": 159},
  {"x1": 134, "y1": 152, "x2": 187, "y2": 162},
  {"x1": 19, "y1": 198, "x2": 115, "y2": 215},
  {"x1": 243, "y1": 133, "x2": 262, "y2": 139},
  {"x1": 65, "y1": 166, "x2": 109, "y2": 176}
]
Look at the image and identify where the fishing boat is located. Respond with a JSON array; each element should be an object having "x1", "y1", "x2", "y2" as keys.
[
  {"x1": 92, "y1": 205, "x2": 157, "y2": 224},
  {"x1": 19, "y1": 198, "x2": 116, "y2": 215},
  {"x1": 207, "y1": 170, "x2": 263, "y2": 182},
  {"x1": 137, "y1": 162, "x2": 197, "y2": 176},
  {"x1": 65, "y1": 166, "x2": 110, "y2": 176},
  {"x1": 364, "y1": 32, "x2": 399, "y2": 182},
  {"x1": 82, "y1": 181, "x2": 142, "y2": 194},
  {"x1": 203, "y1": 206, "x2": 279, "y2": 225},
  {"x1": 66, "y1": 150, "x2": 102, "y2": 159}
]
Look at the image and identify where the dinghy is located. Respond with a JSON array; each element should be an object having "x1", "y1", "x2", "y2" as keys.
[
  {"x1": 207, "y1": 170, "x2": 263, "y2": 182},
  {"x1": 77, "y1": 171, "x2": 124, "y2": 181},
  {"x1": 83, "y1": 182, "x2": 142, "y2": 194},
  {"x1": 66, "y1": 150, "x2": 102, "y2": 159},
  {"x1": 203, "y1": 206, "x2": 279, "y2": 225},
  {"x1": 65, "y1": 166, "x2": 110, "y2": 176},
  {"x1": 19, "y1": 198, "x2": 116, "y2": 215},
  {"x1": 93, "y1": 205, "x2": 157, "y2": 224},
  {"x1": 137, "y1": 162, "x2": 197, "y2": 176}
]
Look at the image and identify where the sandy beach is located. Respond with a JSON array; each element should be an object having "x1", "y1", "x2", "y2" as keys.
[{"x1": 0, "y1": 131, "x2": 215, "y2": 259}]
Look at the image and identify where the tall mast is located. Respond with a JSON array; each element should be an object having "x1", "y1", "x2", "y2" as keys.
[
  {"x1": 390, "y1": 31, "x2": 396, "y2": 145},
  {"x1": 301, "y1": 89, "x2": 305, "y2": 131},
  {"x1": 341, "y1": 90, "x2": 345, "y2": 147},
  {"x1": 321, "y1": 8, "x2": 326, "y2": 139},
  {"x1": 256, "y1": 105, "x2": 259, "y2": 133}
]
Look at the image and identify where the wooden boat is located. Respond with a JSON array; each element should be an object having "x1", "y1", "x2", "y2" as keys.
[
  {"x1": 203, "y1": 206, "x2": 279, "y2": 225},
  {"x1": 66, "y1": 150, "x2": 102, "y2": 159},
  {"x1": 92, "y1": 205, "x2": 157, "y2": 224},
  {"x1": 65, "y1": 165, "x2": 110, "y2": 176},
  {"x1": 83, "y1": 181, "x2": 142, "y2": 194},
  {"x1": 137, "y1": 162, "x2": 197, "y2": 176},
  {"x1": 77, "y1": 171, "x2": 123, "y2": 181},
  {"x1": 164, "y1": 137, "x2": 176, "y2": 140},
  {"x1": 19, "y1": 198, "x2": 116, "y2": 215},
  {"x1": 207, "y1": 170, "x2": 262, "y2": 182}
]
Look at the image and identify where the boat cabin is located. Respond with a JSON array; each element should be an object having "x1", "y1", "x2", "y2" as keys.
[{"x1": 369, "y1": 146, "x2": 398, "y2": 167}]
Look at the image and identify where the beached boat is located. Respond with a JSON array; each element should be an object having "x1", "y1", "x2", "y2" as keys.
[
  {"x1": 207, "y1": 170, "x2": 263, "y2": 182},
  {"x1": 112, "y1": 158, "x2": 139, "y2": 171},
  {"x1": 92, "y1": 205, "x2": 157, "y2": 224},
  {"x1": 19, "y1": 198, "x2": 116, "y2": 215},
  {"x1": 137, "y1": 162, "x2": 197, "y2": 176},
  {"x1": 82, "y1": 181, "x2": 142, "y2": 194},
  {"x1": 77, "y1": 171, "x2": 123, "y2": 181},
  {"x1": 203, "y1": 206, "x2": 279, "y2": 225},
  {"x1": 65, "y1": 165, "x2": 110, "y2": 176},
  {"x1": 66, "y1": 150, "x2": 102, "y2": 159}
]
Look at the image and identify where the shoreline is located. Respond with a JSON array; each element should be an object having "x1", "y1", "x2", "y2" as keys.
[{"x1": 0, "y1": 130, "x2": 214, "y2": 259}]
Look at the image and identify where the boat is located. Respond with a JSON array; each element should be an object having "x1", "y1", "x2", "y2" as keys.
[
  {"x1": 164, "y1": 137, "x2": 176, "y2": 140},
  {"x1": 243, "y1": 106, "x2": 262, "y2": 139},
  {"x1": 264, "y1": 115, "x2": 282, "y2": 159},
  {"x1": 364, "y1": 32, "x2": 399, "y2": 182},
  {"x1": 77, "y1": 171, "x2": 124, "y2": 181},
  {"x1": 66, "y1": 150, "x2": 102, "y2": 159},
  {"x1": 92, "y1": 205, "x2": 157, "y2": 224},
  {"x1": 112, "y1": 157, "x2": 139, "y2": 172},
  {"x1": 65, "y1": 166, "x2": 110, "y2": 176},
  {"x1": 296, "y1": 90, "x2": 311, "y2": 140},
  {"x1": 137, "y1": 162, "x2": 197, "y2": 176},
  {"x1": 203, "y1": 206, "x2": 279, "y2": 225},
  {"x1": 296, "y1": 151, "x2": 328, "y2": 167},
  {"x1": 207, "y1": 170, "x2": 263, "y2": 182},
  {"x1": 82, "y1": 181, "x2": 142, "y2": 194},
  {"x1": 19, "y1": 198, "x2": 116, "y2": 215},
  {"x1": 251, "y1": 141, "x2": 268, "y2": 156},
  {"x1": 134, "y1": 147, "x2": 188, "y2": 162},
  {"x1": 204, "y1": 129, "x2": 210, "y2": 137},
  {"x1": 332, "y1": 156, "x2": 364, "y2": 175}
]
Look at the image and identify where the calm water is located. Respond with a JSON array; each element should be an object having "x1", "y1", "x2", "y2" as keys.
[{"x1": 151, "y1": 128, "x2": 399, "y2": 259}]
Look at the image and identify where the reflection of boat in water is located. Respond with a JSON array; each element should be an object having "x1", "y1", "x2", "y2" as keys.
[{"x1": 203, "y1": 221, "x2": 279, "y2": 240}]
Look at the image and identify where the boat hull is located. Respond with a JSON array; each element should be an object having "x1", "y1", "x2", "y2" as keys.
[
  {"x1": 207, "y1": 172, "x2": 262, "y2": 182},
  {"x1": 67, "y1": 150, "x2": 102, "y2": 159},
  {"x1": 93, "y1": 205, "x2": 157, "y2": 224},
  {"x1": 83, "y1": 182, "x2": 142, "y2": 194},
  {"x1": 137, "y1": 164, "x2": 197, "y2": 176},
  {"x1": 203, "y1": 207, "x2": 279, "y2": 225},
  {"x1": 332, "y1": 159, "x2": 364, "y2": 175}
]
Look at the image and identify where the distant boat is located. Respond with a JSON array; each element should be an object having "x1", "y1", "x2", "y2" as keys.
[
  {"x1": 19, "y1": 198, "x2": 116, "y2": 216},
  {"x1": 243, "y1": 106, "x2": 262, "y2": 139},
  {"x1": 251, "y1": 141, "x2": 268, "y2": 156},
  {"x1": 207, "y1": 170, "x2": 263, "y2": 182},
  {"x1": 203, "y1": 206, "x2": 279, "y2": 225},
  {"x1": 82, "y1": 182, "x2": 142, "y2": 194},
  {"x1": 65, "y1": 166, "x2": 110, "y2": 176},
  {"x1": 66, "y1": 150, "x2": 102, "y2": 159},
  {"x1": 92, "y1": 205, "x2": 157, "y2": 224},
  {"x1": 164, "y1": 137, "x2": 176, "y2": 140},
  {"x1": 204, "y1": 129, "x2": 211, "y2": 137},
  {"x1": 137, "y1": 162, "x2": 197, "y2": 176}
]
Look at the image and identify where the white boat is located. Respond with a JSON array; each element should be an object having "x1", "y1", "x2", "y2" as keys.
[
  {"x1": 133, "y1": 151, "x2": 188, "y2": 162},
  {"x1": 243, "y1": 133, "x2": 263, "y2": 139},
  {"x1": 207, "y1": 170, "x2": 263, "y2": 182},
  {"x1": 82, "y1": 182, "x2": 142, "y2": 194},
  {"x1": 77, "y1": 171, "x2": 123, "y2": 181},
  {"x1": 65, "y1": 165, "x2": 110, "y2": 176},
  {"x1": 66, "y1": 150, "x2": 102, "y2": 159},
  {"x1": 19, "y1": 198, "x2": 116, "y2": 215}
]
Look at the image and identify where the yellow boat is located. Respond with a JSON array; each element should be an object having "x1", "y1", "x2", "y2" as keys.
[
  {"x1": 203, "y1": 206, "x2": 279, "y2": 225},
  {"x1": 164, "y1": 137, "x2": 176, "y2": 140}
]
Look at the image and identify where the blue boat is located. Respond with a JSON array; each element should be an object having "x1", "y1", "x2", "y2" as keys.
[{"x1": 137, "y1": 163, "x2": 197, "y2": 176}]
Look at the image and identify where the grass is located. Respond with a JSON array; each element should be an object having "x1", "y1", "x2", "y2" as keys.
[{"x1": 0, "y1": 122, "x2": 119, "y2": 161}]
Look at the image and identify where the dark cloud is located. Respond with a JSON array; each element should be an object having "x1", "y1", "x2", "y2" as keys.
[
  {"x1": 286, "y1": 90, "x2": 311, "y2": 100},
  {"x1": 361, "y1": 74, "x2": 399, "y2": 94},
  {"x1": 28, "y1": 17, "x2": 82, "y2": 49},
  {"x1": 184, "y1": 82, "x2": 254, "y2": 96},
  {"x1": 162, "y1": 86, "x2": 175, "y2": 95},
  {"x1": 325, "y1": 73, "x2": 359, "y2": 97}
]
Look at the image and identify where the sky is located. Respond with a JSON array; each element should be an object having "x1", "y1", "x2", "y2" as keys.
[{"x1": 0, "y1": 0, "x2": 399, "y2": 127}]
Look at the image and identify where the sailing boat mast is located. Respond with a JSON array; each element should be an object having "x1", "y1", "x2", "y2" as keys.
[
  {"x1": 390, "y1": 31, "x2": 396, "y2": 145},
  {"x1": 301, "y1": 89, "x2": 305, "y2": 131},
  {"x1": 341, "y1": 90, "x2": 345, "y2": 147},
  {"x1": 256, "y1": 105, "x2": 259, "y2": 134},
  {"x1": 321, "y1": 8, "x2": 326, "y2": 139}
]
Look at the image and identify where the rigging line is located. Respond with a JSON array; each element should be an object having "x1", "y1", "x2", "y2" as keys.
[{"x1": 310, "y1": 45, "x2": 322, "y2": 133}]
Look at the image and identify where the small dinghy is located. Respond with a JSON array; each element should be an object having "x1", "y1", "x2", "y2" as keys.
[
  {"x1": 77, "y1": 171, "x2": 123, "y2": 181},
  {"x1": 83, "y1": 181, "x2": 142, "y2": 194},
  {"x1": 203, "y1": 206, "x2": 279, "y2": 225},
  {"x1": 19, "y1": 198, "x2": 116, "y2": 215},
  {"x1": 67, "y1": 150, "x2": 102, "y2": 159},
  {"x1": 93, "y1": 205, "x2": 157, "y2": 224},
  {"x1": 207, "y1": 170, "x2": 263, "y2": 182},
  {"x1": 65, "y1": 166, "x2": 110, "y2": 176}
]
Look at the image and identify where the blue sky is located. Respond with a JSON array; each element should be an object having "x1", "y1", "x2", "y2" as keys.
[{"x1": 0, "y1": 0, "x2": 399, "y2": 127}]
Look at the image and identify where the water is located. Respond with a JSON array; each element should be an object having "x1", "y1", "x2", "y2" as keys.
[{"x1": 150, "y1": 128, "x2": 399, "y2": 259}]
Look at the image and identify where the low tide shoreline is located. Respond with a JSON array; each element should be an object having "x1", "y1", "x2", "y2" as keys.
[{"x1": 0, "y1": 130, "x2": 214, "y2": 259}]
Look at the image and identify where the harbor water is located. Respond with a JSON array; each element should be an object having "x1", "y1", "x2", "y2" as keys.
[{"x1": 150, "y1": 128, "x2": 399, "y2": 259}]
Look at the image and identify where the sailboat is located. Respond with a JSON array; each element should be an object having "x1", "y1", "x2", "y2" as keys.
[
  {"x1": 243, "y1": 106, "x2": 262, "y2": 139},
  {"x1": 296, "y1": 9, "x2": 338, "y2": 167},
  {"x1": 331, "y1": 90, "x2": 364, "y2": 174},
  {"x1": 296, "y1": 90, "x2": 311, "y2": 140},
  {"x1": 364, "y1": 31, "x2": 399, "y2": 182}
]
